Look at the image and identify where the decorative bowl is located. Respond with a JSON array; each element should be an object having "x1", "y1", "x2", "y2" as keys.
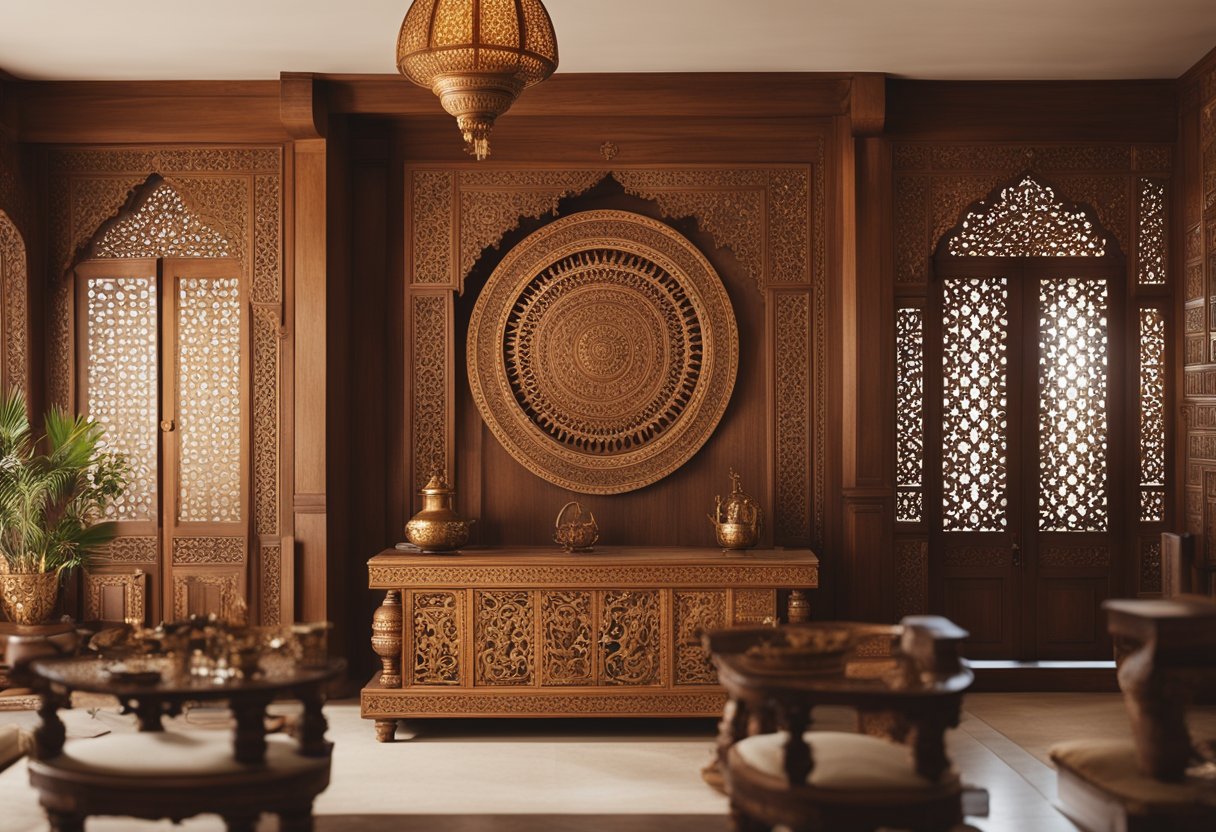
[{"x1": 741, "y1": 627, "x2": 853, "y2": 675}]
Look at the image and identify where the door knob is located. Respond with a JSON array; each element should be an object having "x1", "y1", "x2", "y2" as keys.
[{"x1": 160, "y1": 419, "x2": 175, "y2": 432}]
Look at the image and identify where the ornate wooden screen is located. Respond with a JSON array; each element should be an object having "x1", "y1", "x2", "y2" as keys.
[
  {"x1": 897, "y1": 173, "x2": 1166, "y2": 659},
  {"x1": 0, "y1": 210, "x2": 28, "y2": 400},
  {"x1": 73, "y1": 180, "x2": 249, "y2": 624}
]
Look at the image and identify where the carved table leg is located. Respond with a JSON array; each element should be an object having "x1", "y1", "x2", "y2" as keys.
[
  {"x1": 1118, "y1": 638, "x2": 1192, "y2": 781},
  {"x1": 232, "y1": 696, "x2": 270, "y2": 763},
  {"x1": 280, "y1": 804, "x2": 314, "y2": 832},
  {"x1": 224, "y1": 813, "x2": 259, "y2": 832},
  {"x1": 130, "y1": 697, "x2": 165, "y2": 732},
  {"x1": 371, "y1": 589, "x2": 403, "y2": 687},
  {"x1": 788, "y1": 589, "x2": 810, "y2": 623},
  {"x1": 45, "y1": 810, "x2": 84, "y2": 832},
  {"x1": 299, "y1": 686, "x2": 332, "y2": 756},
  {"x1": 374, "y1": 718, "x2": 398, "y2": 743},
  {"x1": 34, "y1": 689, "x2": 68, "y2": 760}
]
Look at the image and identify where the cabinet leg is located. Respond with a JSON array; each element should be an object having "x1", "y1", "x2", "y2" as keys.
[
  {"x1": 224, "y1": 813, "x2": 259, "y2": 832},
  {"x1": 46, "y1": 811, "x2": 84, "y2": 832},
  {"x1": 374, "y1": 718, "x2": 398, "y2": 742}
]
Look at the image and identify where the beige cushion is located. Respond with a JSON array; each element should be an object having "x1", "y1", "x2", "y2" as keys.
[
  {"x1": 48, "y1": 732, "x2": 325, "y2": 778},
  {"x1": 0, "y1": 724, "x2": 32, "y2": 770},
  {"x1": 1051, "y1": 739, "x2": 1216, "y2": 809},
  {"x1": 733, "y1": 730, "x2": 954, "y2": 790}
]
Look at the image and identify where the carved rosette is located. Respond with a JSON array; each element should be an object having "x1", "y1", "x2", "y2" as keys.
[
  {"x1": 468, "y1": 210, "x2": 738, "y2": 494},
  {"x1": 600, "y1": 590, "x2": 662, "y2": 686}
]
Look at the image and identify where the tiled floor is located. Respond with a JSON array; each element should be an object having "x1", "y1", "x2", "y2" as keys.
[{"x1": 1, "y1": 692, "x2": 1196, "y2": 831}]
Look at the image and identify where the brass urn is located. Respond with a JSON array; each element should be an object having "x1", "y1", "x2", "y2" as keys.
[
  {"x1": 405, "y1": 471, "x2": 473, "y2": 552},
  {"x1": 554, "y1": 501, "x2": 599, "y2": 553},
  {"x1": 0, "y1": 571, "x2": 60, "y2": 625},
  {"x1": 708, "y1": 468, "x2": 762, "y2": 550}
]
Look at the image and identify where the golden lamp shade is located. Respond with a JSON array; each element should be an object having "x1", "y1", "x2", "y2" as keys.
[{"x1": 396, "y1": 0, "x2": 559, "y2": 160}]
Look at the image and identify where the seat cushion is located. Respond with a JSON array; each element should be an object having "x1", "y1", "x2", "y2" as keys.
[
  {"x1": 732, "y1": 730, "x2": 954, "y2": 790},
  {"x1": 1050, "y1": 739, "x2": 1216, "y2": 809},
  {"x1": 0, "y1": 724, "x2": 32, "y2": 771},
  {"x1": 48, "y1": 731, "x2": 326, "y2": 778}
]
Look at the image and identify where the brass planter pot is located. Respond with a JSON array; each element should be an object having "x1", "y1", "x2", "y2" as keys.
[{"x1": 0, "y1": 571, "x2": 60, "y2": 625}]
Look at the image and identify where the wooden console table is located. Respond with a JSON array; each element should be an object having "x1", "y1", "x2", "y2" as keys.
[{"x1": 360, "y1": 546, "x2": 819, "y2": 740}]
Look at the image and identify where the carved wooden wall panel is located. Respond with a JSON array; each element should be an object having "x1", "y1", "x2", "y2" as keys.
[
  {"x1": 0, "y1": 212, "x2": 28, "y2": 400},
  {"x1": 406, "y1": 163, "x2": 824, "y2": 546},
  {"x1": 84, "y1": 570, "x2": 146, "y2": 623},
  {"x1": 1182, "y1": 64, "x2": 1216, "y2": 590},
  {"x1": 46, "y1": 147, "x2": 285, "y2": 624}
]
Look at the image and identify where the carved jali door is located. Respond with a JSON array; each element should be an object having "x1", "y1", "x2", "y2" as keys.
[
  {"x1": 73, "y1": 181, "x2": 249, "y2": 623},
  {"x1": 913, "y1": 176, "x2": 1152, "y2": 660}
]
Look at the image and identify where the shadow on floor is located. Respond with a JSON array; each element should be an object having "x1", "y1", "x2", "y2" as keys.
[{"x1": 313, "y1": 816, "x2": 730, "y2": 832}]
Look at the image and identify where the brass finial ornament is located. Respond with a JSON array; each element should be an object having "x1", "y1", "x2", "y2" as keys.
[
  {"x1": 405, "y1": 470, "x2": 474, "y2": 552},
  {"x1": 708, "y1": 468, "x2": 763, "y2": 550},
  {"x1": 396, "y1": 0, "x2": 559, "y2": 160},
  {"x1": 554, "y1": 501, "x2": 599, "y2": 553}
]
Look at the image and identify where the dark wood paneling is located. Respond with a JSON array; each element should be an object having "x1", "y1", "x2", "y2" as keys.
[
  {"x1": 886, "y1": 80, "x2": 1177, "y2": 142},
  {"x1": 944, "y1": 578, "x2": 1006, "y2": 649}
]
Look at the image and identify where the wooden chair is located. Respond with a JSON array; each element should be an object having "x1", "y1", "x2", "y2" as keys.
[
  {"x1": 705, "y1": 616, "x2": 981, "y2": 832},
  {"x1": 1051, "y1": 597, "x2": 1216, "y2": 832}
]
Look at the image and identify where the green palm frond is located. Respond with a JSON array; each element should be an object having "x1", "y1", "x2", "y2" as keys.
[{"x1": 0, "y1": 388, "x2": 129, "y2": 575}]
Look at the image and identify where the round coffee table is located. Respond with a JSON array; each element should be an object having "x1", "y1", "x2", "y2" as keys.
[{"x1": 23, "y1": 653, "x2": 344, "y2": 832}]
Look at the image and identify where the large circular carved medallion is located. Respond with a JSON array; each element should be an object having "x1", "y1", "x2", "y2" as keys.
[{"x1": 468, "y1": 210, "x2": 738, "y2": 494}]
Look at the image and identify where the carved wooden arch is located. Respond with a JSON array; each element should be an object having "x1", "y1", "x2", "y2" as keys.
[
  {"x1": 66, "y1": 173, "x2": 235, "y2": 272},
  {"x1": 0, "y1": 209, "x2": 29, "y2": 399},
  {"x1": 933, "y1": 171, "x2": 1127, "y2": 266}
]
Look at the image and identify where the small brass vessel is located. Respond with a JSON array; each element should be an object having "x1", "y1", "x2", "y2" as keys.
[
  {"x1": 554, "y1": 501, "x2": 599, "y2": 552},
  {"x1": 708, "y1": 468, "x2": 762, "y2": 550},
  {"x1": 405, "y1": 471, "x2": 473, "y2": 552}
]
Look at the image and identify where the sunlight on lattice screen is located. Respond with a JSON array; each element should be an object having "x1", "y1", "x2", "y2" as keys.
[
  {"x1": 942, "y1": 278, "x2": 1008, "y2": 532},
  {"x1": 948, "y1": 177, "x2": 1107, "y2": 258},
  {"x1": 896, "y1": 308, "x2": 924, "y2": 522},
  {"x1": 1038, "y1": 278, "x2": 1108, "y2": 532},
  {"x1": 86, "y1": 277, "x2": 158, "y2": 521},
  {"x1": 177, "y1": 277, "x2": 242, "y2": 523},
  {"x1": 1139, "y1": 308, "x2": 1165, "y2": 521}
]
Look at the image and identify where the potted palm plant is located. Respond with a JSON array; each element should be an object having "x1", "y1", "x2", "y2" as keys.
[{"x1": 0, "y1": 389, "x2": 128, "y2": 625}]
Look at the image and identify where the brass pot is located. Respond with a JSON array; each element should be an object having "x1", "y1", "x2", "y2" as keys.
[
  {"x1": 0, "y1": 571, "x2": 60, "y2": 625},
  {"x1": 405, "y1": 471, "x2": 473, "y2": 552},
  {"x1": 708, "y1": 468, "x2": 762, "y2": 550}
]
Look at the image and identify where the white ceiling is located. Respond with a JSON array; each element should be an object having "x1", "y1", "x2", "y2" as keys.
[{"x1": 1, "y1": 0, "x2": 1214, "y2": 81}]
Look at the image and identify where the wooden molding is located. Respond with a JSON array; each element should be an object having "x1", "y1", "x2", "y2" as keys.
[
  {"x1": 11, "y1": 80, "x2": 289, "y2": 143},
  {"x1": 280, "y1": 72, "x2": 327, "y2": 140},
  {"x1": 849, "y1": 73, "x2": 886, "y2": 136},
  {"x1": 325, "y1": 72, "x2": 852, "y2": 119}
]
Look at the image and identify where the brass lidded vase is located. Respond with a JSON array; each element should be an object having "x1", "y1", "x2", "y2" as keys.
[
  {"x1": 708, "y1": 468, "x2": 763, "y2": 550},
  {"x1": 405, "y1": 471, "x2": 472, "y2": 552}
]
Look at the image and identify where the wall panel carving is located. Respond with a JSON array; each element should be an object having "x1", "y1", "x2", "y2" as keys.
[
  {"x1": 731, "y1": 589, "x2": 776, "y2": 624},
  {"x1": 84, "y1": 571, "x2": 146, "y2": 623},
  {"x1": 895, "y1": 539, "x2": 928, "y2": 619},
  {"x1": 409, "y1": 163, "x2": 824, "y2": 545},
  {"x1": 0, "y1": 212, "x2": 28, "y2": 398},
  {"x1": 171, "y1": 536, "x2": 246, "y2": 565},
  {"x1": 411, "y1": 293, "x2": 449, "y2": 489}
]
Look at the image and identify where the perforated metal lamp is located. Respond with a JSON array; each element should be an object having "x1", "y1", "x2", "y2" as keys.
[{"x1": 396, "y1": 0, "x2": 559, "y2": 160}]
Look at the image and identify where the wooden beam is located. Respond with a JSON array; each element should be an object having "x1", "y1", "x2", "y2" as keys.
[
  {"x1": 849, "y1": 73, "x2": 886, "y2": 137},
  {"x1": 325, "y1": 72, "x2": 853, "y2": 119},
  {"x1": 12, "y1": 80, "x2": 289, "y2": 143},
  {"x1": 886, "y1": 80, "x2": 1177, "y2": 143},
  {"x1": 281, "y1": 73, "x2": 327, "y2": 140}
]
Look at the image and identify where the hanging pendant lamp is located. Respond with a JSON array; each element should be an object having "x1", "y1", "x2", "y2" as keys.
[{"x1": 396, "y1": 0, "x2": 559, "y2": 160}]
